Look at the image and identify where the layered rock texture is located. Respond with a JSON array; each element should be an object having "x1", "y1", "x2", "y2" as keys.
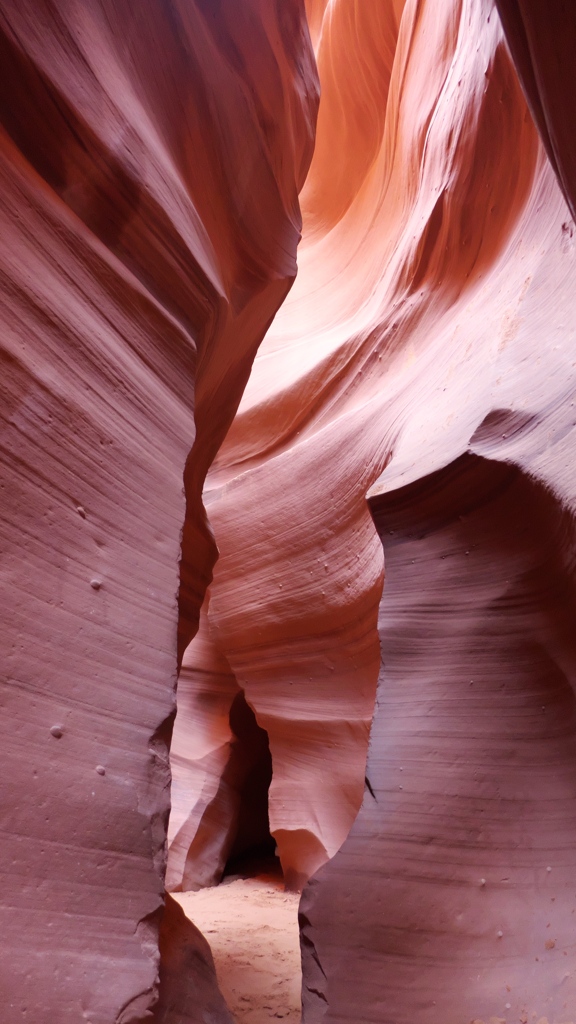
[
  {"x1": 0, "y1": 1, "x2": 316, "y2": 1021},
  {"x1": 168, "y1": 596, "x2": 274, "y2": 893},
  {"x1": 169, "y1": 0, "x2": 576, "y2": 1021},
  {"x1": 4, "y1": 0, "x2": 576, "y2": 1020},
  {"x1": 302, "y1": 457, "x2": 576, "y2": 1022}
]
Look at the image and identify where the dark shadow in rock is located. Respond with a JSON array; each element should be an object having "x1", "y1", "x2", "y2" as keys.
[
  {"x1": 181, "y1": 689, "x2": 276, "y2": 890},
  {"x1": 154, "y1": 894, "x2": 234, "y2": 1024}
]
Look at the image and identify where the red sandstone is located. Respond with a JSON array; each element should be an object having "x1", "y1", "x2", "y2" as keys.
[{"x1": 3, "y1": 0, "x2": 576, "y2": 1022}]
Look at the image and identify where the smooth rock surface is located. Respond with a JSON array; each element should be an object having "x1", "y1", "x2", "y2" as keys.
[
  {"x1": 0, "y1": 1, "x2": 317, "y2": 1019},
  {"x1": 192, "y1": 0, "x2": 561, "y2": 891},
  {"x1": 167, "y1": 595, "x2": 242, "y2": 893},
  {"x1": 6, "y1": 0, "x2": 576, "y2": 1018},
  {"x1": 495, "y1": 0, "x2": 576, "y2": 222},
  {"x1": 301, "y1": 455, "x2": 576, "y2": 1022},
  {"x1": 295, "y1": 2, "x2": 576, "y2": 1019},
  {"x1": 170, "y1": 0, "x2": 576, "y2": 1018}
]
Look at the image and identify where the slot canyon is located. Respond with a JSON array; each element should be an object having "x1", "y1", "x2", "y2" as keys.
[{"x1": 2, "y1": 0, "x2": 576, "y2": 1022}]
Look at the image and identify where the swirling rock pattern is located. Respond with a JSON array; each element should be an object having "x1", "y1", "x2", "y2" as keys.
[
  {"x1": 4, "y1": 0, "x2": 576, "y2": 1018},
  {"x1": 172, "y1": 0, "x2": 576, "y2": 1018},
  {"x1": 296, "y1": 0, "x2": 576, "y2": 1021},
  {"x1": 301, "y1": 456, "x2": 576, "y2": 1022},
  {"x1": 0, "y1": 1, "x2": 316, "y2": 1021},
  {"x1": 168, "y1": 596, "x2": 274, "y2": 894},
  {"x1": 167, "y1": 595, "x2": 241, "y2": 894},
  {"x1": 190, "y1": 0, "x2": 550, "y2": 890}
]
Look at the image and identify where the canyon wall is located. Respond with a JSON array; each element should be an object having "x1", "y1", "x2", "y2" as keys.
[
  {"x1": 297, "y1": 1, "x2": 576, "y2": 1022},
  {"x1": 175, "y1": 0, "x2": 545, "y2": 883},
  {"x1": 0, "y1": 2, "x2": 316, "y2": 1021},
  {"x1": 3, "y1": 0, "x2": 576, "y2": 1019},
  {"x1": 302, "y1": 457, "x2": 576, "y2": 1023},
  {"x1": 170, "y1": 0, "x2": 576, "y2": 1019},
  {"x1": 495, "y1": 0, "x2": 576, "y2": 223}
]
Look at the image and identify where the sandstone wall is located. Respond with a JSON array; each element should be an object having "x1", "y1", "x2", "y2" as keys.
[
  {"x1": 296, "y1": 1, "x2": 576, "y2": 1020},
  {"x1": 170, "y1": 0, "x2": 576, "y2": 1018},
  {"x1": 0, "y1": 2, "x2": 317, "y2": 1020},
  {"x1": 185, "y1": 0, "x2": 547, "y2": 889},
  {"x1": 302, "y1": 456, "x2": 576, "y2": 1022},
  {"x1": 5, "y1": 0, "x2": 576, "y2": 1019}
]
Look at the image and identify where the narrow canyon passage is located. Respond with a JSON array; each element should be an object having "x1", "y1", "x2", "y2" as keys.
[
  {"x1": 174, "y1": 864, "x2": 301, "y2": 1024},
  {"x1": 4, "y1": 0, "x2": 576, "y2": 1020},
  {"x1": 168, "y1": 669, "x2": 302, "y2": 1022}
]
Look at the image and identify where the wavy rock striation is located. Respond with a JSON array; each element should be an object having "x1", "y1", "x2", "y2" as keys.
[
  {"x1": 4, "y1": 0, "x2": 576, "y2": 1018},
  {"x1": 302, "y1": 456, "x2": 576, "y2": 1022},
  {"x1": 170, "y1": 0, "x2": 576, "y2": 1018},
  {"x1": 296, "y1": 0, "x2": 576, "y2": 1021},
  {"x1": 179, "y1": 0, "x2": 549, "y2": 891},
  {"x1": 0, "y1": 1, "x2": 317, "y2": 1021},
  {"x1": 168, "y1": 595, "x2": 274, "y2": 894}
]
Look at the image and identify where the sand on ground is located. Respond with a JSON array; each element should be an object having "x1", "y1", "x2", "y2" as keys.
[{"x1": 174, "y1": 866, "x2": 301, "y2": 1023}]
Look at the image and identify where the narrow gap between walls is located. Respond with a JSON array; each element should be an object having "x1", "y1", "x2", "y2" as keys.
[{"x1": 169, "y1": 686, "x2": 302, "y2": 1022}]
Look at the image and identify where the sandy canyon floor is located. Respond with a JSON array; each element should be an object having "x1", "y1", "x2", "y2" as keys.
[{"x1": 174, "y1": 864, "x2": 301, "y2": 1023}]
